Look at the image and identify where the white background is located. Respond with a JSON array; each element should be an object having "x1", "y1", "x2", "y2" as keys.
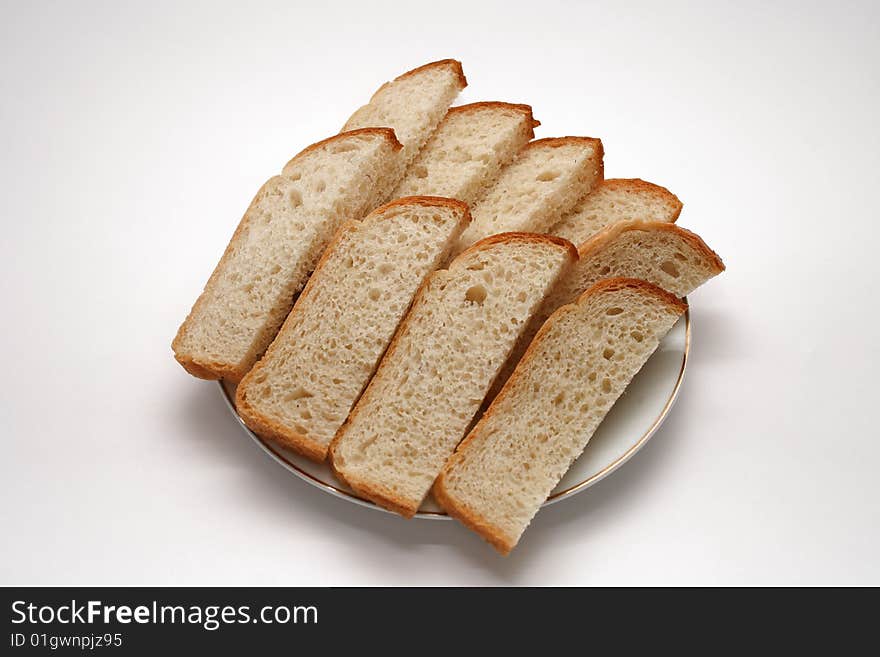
[{"x1": 2, "y1": 0, "x2": 878, "y2": 585}]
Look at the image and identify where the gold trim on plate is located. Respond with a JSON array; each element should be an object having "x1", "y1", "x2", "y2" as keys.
[{"x1": 217, "y1": 306, "x2": 691, "y2": 520}]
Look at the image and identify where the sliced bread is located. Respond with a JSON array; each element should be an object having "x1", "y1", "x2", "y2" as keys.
[
  {"x1": 454, "y1": 137, "x2": 604, "y2": 252},
  {"x1": 392, "y1": 102, "x2": 539, "y2": 203},
  {"x1": 235, "y1": 197, "x2": 471, "y2": 461},
  {"x1": 549, "y1": 178, "x2": 682, "y2": 246},
  {"x1": 486, "y1": 220, "x2": 724, "y2": 402},
  {"x1": 435, "y1": 278, "x2": 688, "y2": 554},
  {"x1": 172, "y1": 128, "x2": 403, "y2": 381},
  {"x1": 343, "y1": 59, "x2": 467, "y2": 167},
  {"x1": 328, "y1": 233, "x2": 578, "y2": 517}
]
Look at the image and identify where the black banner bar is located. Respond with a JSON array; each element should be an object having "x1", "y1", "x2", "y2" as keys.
[{"x1": 1, "y1": 587, "x2": 873, "y2": 652}]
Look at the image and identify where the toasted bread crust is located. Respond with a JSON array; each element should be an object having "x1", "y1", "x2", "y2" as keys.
[
  {"x1": 576, "y1": 220, "x2": 725, "y2": 273},
  {"x1": 326, "y1": 445, "x2": 418, "y2": 517},
  {"x1": 328, "y1": 231, "x2": 578, "y2": 508},
  {"x1": 235, "y1": 385, "x2": 327, "y2": 461},
  {"x1": 237, "y1": 196, "x2": 471, "y2": 461},
  {"x1": 598, "y1": 178, "x2": 683, "y2": 222},
  {"x1": 525, "y1": 136, "x2": 603, "y2": 151},
  {"x1": 394, "y1": 58, "x2": 467, "y2": 88},
  {"x1": 363, "y1": 60, "x2": 467, "y2": 107},
  {"x1": 454, "y1": 231, "x2": 579, "y2": 264},
  {"x1": 284, "y1": 127, "x2": 402, "y2": 171},
  {"x1": 435, "y1": 277, "x2": 688, "y2": 552},
  {"x1": 373, "y1": 195, "x2": 472, "y2": 216},
  {"x1": 575, "y1": 277, "x2": 690, "y2": 313},
  {"x1": 432, "y1": 475, "x2": 515, "y2": 554},
  {"x1": 173, "y1": 354, "x2": 241, "y2": 381},
  {"x1": 446, "y1": 101, "x2": 540, "y2": 131},
  {"x1": 334, "y1": 470, "x2": 420, "y2": 518},
  {"x1": 518, "y1": 136, "x2": 605, "y2": 183}
]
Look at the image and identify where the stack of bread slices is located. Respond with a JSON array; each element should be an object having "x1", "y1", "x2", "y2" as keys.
[{"x1": 173, "y1": 59, "x2": 725, "y2": 554}]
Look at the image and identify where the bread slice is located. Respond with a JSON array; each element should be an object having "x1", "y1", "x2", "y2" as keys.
[
  {"x1": 172, "y1": 128, "x2": 403, "y2": 381},
  {"x1": 343, "y1": 59, "x2": 467, "y2": 167},
  {"x1": 454, "y1": 137, "x2": 604, "y2": 252},
  {"x1": 235, "y1": 197, "x2": 471, "y2": 461},
  {"x1": 549, "y1": 179, "x2": 682, "y2": 246},
  {"x1": 391, "y1": 102, "x2": 539, "y2": 203},
  {"x1": 328, "y1": 233, "x2": 578, "y2": 517},
  {"x1": 486, "y1": 220, "x2": 724, "y2": 402},
  {"x1": 435, "y1": 278, "x2": 688, "y2": 554}
]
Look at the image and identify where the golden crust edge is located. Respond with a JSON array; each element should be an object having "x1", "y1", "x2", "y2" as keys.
[
  {"x1": 433, "y1": 473, "x2": 515, "y2": 554},
  {"x1": 524, "y1": 135, "x2": 602, "y2": 151},
  {"x1": 172, "y1": 353, "x2": 247, "y2": 382},
  {"x1": 516, "y1": 137, "x2": 605, "y2": 185},
  {"x1": 373, "y1": 195, "x2": 472, "y2": 217},
  {"x1": 576, "y1": 220, "x2": 725, "y2": 275},
  {"x1": 447, "y1": 101, "x2": 540, "y2": 130},
  {"x1": 336, "y1": 471, "x2": 421, "y2": 518},
  {"x1": 394, "y1": 58, "x2": 467, "y2": 89},
  {"x1": 284, "y1": 127, "x2": 403, "y2": 172},
  {"x1": 235, "y1": 383, "x2": 328, "y2": 462},
  {"x1": 596, "y1": 178, "x2": 683, "y2": 221},
  {"x1": 454, "y1": 231, "x2": 579, "y2": 264}
]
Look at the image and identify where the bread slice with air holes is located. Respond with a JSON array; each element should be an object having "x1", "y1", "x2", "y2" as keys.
[
  {"x1": 391, "y1": 102, "x2": 539, "y2": 204},
  {"x1": 454, "y1": 137, "x2": 604, "y2": 252},
  {"x1": 328, "y1": 232, "x2": 578, "y2": 517},
  {"x1": 486, "y1": 220, "x2": 724, "y2": 403},
  {"x1": 343, "y1": 59, "x2": 467, "y2": 167},
  {"x1": 549, "y1": 178, "x2": 682, "y2": 246},
  {"x1": 235, "y1": 197, "x2": 471, "y2": 461},
  {"x1": 434, "y1": 278, "x2": 688, "y2": 554},
  {"x1": 172, "y1": 128, "x2": 403, "y2": 381}
]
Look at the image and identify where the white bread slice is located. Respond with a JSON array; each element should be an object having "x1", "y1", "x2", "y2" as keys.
[
  {"x1": 172, "y1": 128, "x2": 403, "y2": 381},
  {"x1": 391, "y1": 102, "x2": 539, "y2": 203},
  {"x1": 549, "y1": 178, "x2": 682, "y2": 246},
  {"x1": 235, "y1": 197, "x2": 471, "y2": 461},
  {"x1": 486, "y1": 220, "x2": 724, "y2": 403},
  {"x1": 343, "y1": 59, "x2": 467, "y2": 167},
  {"x1": 435, "y1": 278, "x2": 688, "y2": 554},
  {"x1": 454, "y1": 137, "x2": 604, "y2": 252},
  {"x1": 328, "y1": 233, "x2": 578, "y2": 517}
]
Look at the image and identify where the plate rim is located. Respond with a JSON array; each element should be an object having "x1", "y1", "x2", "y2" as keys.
[{"x1": 218, "y1": 306, "x2": 690, "y2": 520}]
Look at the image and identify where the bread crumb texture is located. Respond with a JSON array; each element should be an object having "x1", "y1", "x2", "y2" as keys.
[
  {"x1": 330, "y1": 234, "x2": 576, "y2": 515},
  {"x1": 486, "y1": 220, "x2": 723, "y2": 404},
  {"x1": 344, "y1": 59, "x2": 466, "y2": 167},
  {"x1": 456, "y1": 137, "x2": 603, "y2": 252},
  {"x1": 549, "y1": 178, "x2": 682, "y2": 246},
  {"x1": 172, "y1": 130, "x2": 402, "y2": 380},
  {"x1": 393, "y1": 102, "x2": 537, "y2": 204},
  {"x1": 437, "y1": 278, "x2": 686, "y2": 553},
  {"x1": 236, "y1": 198, "x2": 469, "y2": 459}
]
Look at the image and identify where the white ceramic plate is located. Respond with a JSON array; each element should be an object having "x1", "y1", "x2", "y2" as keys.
[{"x1": 219, "y1": 308, "x2": 689, "y2": 519}]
